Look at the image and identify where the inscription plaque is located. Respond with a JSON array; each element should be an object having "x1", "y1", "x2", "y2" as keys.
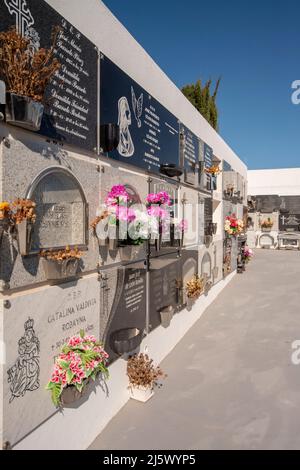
[
  {"x1": 0, "y1": 0, "x2": 98, "y2": 151},
  {"x1": 28, "y1": 167, "x2": 88, "y2": 251}
]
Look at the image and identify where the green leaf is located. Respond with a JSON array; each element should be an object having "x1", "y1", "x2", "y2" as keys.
[
  {"x1": 51, "y1": 383, "x2": 62, "y2": 407},
  {"x1": 66, "y1": 369, "x2": 74, "y2": 384},
  {"x1": 75, "y1": 382, "x2": 84, "y2": 393},
  {"x1": 46, "y1": 381, "x2": 55, "y2": 390},
  {"x1": 58, "y1": 359, "x2": 70, "y2": 369},
  {"x1": 80, "y1": 329, "x2": 85, "y2": 339}
]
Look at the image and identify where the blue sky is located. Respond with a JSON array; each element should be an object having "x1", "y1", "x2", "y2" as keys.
[{"x1": 102, "y1": 0, "x2": 300, "y2": 170}]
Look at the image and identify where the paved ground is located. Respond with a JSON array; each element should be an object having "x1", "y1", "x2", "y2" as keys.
[{"x1": 89, "y1": 250, "x2": 300, "y2": 450}]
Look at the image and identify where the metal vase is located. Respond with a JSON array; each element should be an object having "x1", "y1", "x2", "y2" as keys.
[
  {"x1": 42, "y1": 258, "x2": 79, "y2": 281},
  {"x1": 60, "y1": 378, "x2": 92, "y2": 406},
  {"x1": 17, "y1": 219, "x2": 33, "y2": 256},
  {"x1": 6, "y1": 93, "x2": 44, "y2": 131},
  {"x1": 159, "y1": 305, "x2": 174, "y2": 328}
]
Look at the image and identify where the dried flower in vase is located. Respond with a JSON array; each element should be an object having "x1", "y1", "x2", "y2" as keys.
[
  {"x1": 185, "y1": 274, "x2": 205, "y2": 299},
  {"x1": 90, "y1": 210, "x2": 109, "y2": 230},
  {"x1": 11, "y1": 199, "x2": 36, "y2": 224},
  {"x1": 0, "y1": 27, "x2": 60, "y2": 102},
  {"x1": 127, "y1": 353, "x2": 166, "y2": 390},
  {"x1": 40, "y1": 246, "x2": 82, "y2": 261}
]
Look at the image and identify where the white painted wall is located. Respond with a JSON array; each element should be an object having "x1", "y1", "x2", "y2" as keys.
[
  {"x1": 248, "y1": 168, "x2": 300, "y2": 196},
  {"x1": 46, "y1": 0, "x2": 247, "y2": 178}
]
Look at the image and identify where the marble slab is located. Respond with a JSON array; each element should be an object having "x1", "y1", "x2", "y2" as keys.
[
  {"x1": 0, "y1": 133, "x2": 100, "y2": 291},
  {"x1": 2, "y1": 275, "x2": 100, "y2": 446}
]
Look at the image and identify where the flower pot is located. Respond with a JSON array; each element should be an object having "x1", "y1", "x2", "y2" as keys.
[
  {"x1": 186, "y1": 295, "x2": 197, "y2": 309},
  {"x1": 261, "y1": 227, "x2": 272, "y2": 232},
  {"x1": 42, "y1": 257, "x2": 79, "y2": 281},
  {"x1": 129, "y1": 386, "x2": 154, "y2": 403},
  {"x1": 16, "y1": 219, "x2": 33, "y2": 256},
  {"x1": 0, "y1": 218, "x2": 9, "y2": 246},
  {"x1": 60, "y1": 378, "x2": 92, "y2": 406},
  {"x1": 6, "y1": 93, "x2": 44, "y2": 131},
  {"x1": 110, "y1": 327, "x2": 143, "y2": 355},
  {"x1": 159, "y1": 305, "x2": 174, "y2": 328}
]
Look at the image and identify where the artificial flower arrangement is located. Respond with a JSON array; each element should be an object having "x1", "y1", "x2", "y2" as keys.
[
  {"x1": 260, "y1": 218, "x2": 273, "y2": 229},
  {"x1": 204, "y1": 165, "x2": 221, "y2": 176},
  {"x1": 46, "y1": 330, "x2": 109, "y2": 407},
  {"x1": 146, "y1": 191, "x2": 172, "y2": 243},
  {"x1": 243, "y1": 247, "x2": 254, "y2": 263},
  {"x1": 0, "y1": 199, "x2": 36, "y2": 224},
  {"x1": 185, "y1": 274, "x2": 205, "y2": 300},
  {"x1": 224, "y1": 214, "x2": 244, "y2": 236},
  {"x1": 127, "y1": 353, "x2": 166, "y2": 402}
]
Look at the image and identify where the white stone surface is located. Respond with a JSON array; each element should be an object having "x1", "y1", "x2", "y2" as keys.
[
  {"x1": 248, "y1": 168, "x2": 300, "y2": 196},
  {"x1": 1, "y1": 274, "x2": 100, "y2": 446}
]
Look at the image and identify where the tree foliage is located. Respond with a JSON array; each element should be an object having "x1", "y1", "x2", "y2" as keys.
[{"x1": 181, "y1": 78, "x2": 221, "y2": 131}]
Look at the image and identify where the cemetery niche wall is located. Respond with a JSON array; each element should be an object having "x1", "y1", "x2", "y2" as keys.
[
  {"x1": 0, "y1": 0, "x2": 98, "y2": 152},
  {"x1": 0, "y1": 136, "x2": 100, "y2": 291}
]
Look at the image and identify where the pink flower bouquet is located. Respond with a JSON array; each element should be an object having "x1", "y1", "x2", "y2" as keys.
[
  {"x1": 243, "y1": 247, "x2": 254, "y2": 263},
  {"x1": 46, "y1": 331, "x2": 109, "y2": 406}
]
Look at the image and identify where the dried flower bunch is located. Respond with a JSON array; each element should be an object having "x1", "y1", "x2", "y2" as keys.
[
  {"x1": 0, "y1": 201, "x2": 11, "y2": 220},
  {"x1": 11, "y1": 199, "x2": 36, "y2": 224},
  {"x1": 46, "y1": 330, "x2": 109, "y2": 406},
  {"x1": 127, "y1": 353, "x2": 166, "y2": 390},
  {"x1": 204, "y1": 165, "x2": 221, "y2": 176},
  {"x1": 0, "y1": 27, "x2": 60, "y2": 102},
  {"x1": 90, "y1": 210, "x2": 109, "y2": 230},
  {"x1": 260, "y1": 217, "x2": 273, "y2": 228},
  {"x1": 185, "y1": 274, "x2": 205, "y2": 299},
  {"x1": 40, "y1": 246, "x2": 82, "y2": 261}
]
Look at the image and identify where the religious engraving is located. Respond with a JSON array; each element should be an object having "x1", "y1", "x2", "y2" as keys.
[{"x1": 7, "y1": 318, "x2": 40, "y2": 403}]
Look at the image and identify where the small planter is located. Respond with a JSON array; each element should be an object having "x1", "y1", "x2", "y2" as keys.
[
  {"x1": 110, "y1": 327, "x2": 143, "y2": 355},
  {"x1": 129, "y1": 386, "x2": 154, "y2": 403},
  {"x1": 16, "y1": 219, "x2": 34, "y2": 256},
  {"x1": 159, "y1": 305, "x2": 174, "y2": 328},
  {"x1": 0, "y1": 218, "x2": 10, "y2": 245},
  {"x1": 42, "y1": 257, "x2": 79, "y2": 281},
  {"x1": 60, "y1": 379, "x2": 92, "y2": 406},
  {"x1": 119, "y1": 245, "x2": 134, "y2": 261},
  {"x1": 108, "y1": 224, "x2": 118, "y2": 251},
  {"x1": 6, "y1": 93, "x2": 44, "y2": 131},
  {"x1": 186, "y1": 296, "x2": 197, "y2": 310},
  {"x1": 261, "y1": 227, "x2": 272, "y2": 232}
]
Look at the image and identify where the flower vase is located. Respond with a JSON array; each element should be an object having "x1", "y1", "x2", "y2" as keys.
[
  {"x1": 129, "y1": 386, "x2": 154, "y2": 403},
  {"x1": 17, "y1": 219, "x2": 33, "y2": 256},
  {"x1": 60, "y1": 378, "x2": 92, "y2": 406},
  {"x1": 42, "y1": 258, "x2": 79, "y2": 281}
]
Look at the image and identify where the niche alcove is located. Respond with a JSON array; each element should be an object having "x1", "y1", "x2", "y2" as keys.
[{"x1": 27, "y1": 167, "x2": 88, "y2": 253}]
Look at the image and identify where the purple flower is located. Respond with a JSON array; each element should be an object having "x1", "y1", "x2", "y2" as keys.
[
  {"x1": 105, "y1": 185, "x2": 129, "y2": 206},
  {"x1": 115, "y1": 206, "x2": 136, "y2": 222}
]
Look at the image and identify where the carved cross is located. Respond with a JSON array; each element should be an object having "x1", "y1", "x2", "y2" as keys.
[{"x1": 4, "y1": 0, "x2": 34, "y2": 36}]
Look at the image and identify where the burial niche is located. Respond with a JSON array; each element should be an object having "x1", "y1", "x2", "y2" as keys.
[
  {"x1": 27, "y1": 167, "x2": 88, "y2": 252},
  {"x1": 201, "y1": 252, "x2": 212, "y2": 279}
]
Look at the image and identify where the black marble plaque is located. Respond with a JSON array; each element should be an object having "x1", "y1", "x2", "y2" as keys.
[
  {"x1": 101, "y1": 262, "x2": 147, "y2": 364},
  {"x1": 255, "y1": 195, "x2": 281, "y2": 213},
  {"x1": 180, "y1": 124, "x2": 199, "y2": 186},
  {"x1": 204, "y1": 197, "x2": 213, "y2": 235},
  {"x1": 279, "y1": 213, "x2": 300, "y2": 232},
  {"x1": 279, "y1": 196, "x2": 300, "y2": 214},
  {"x1": 0, "y1": 0, "x2": 97, "y2": 151},
  {"x1": 100, "y1": 54, "x2": 180, "y2": 173},
  {"x1": 149, "y1": 248, "x2": 198, "y2": 331}
]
